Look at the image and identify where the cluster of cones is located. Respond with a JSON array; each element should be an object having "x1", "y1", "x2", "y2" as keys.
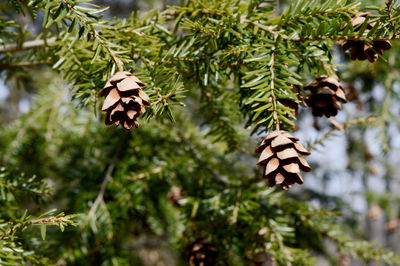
[
  {"x1": 99, "y1": 71, "x2": 150, "y2": 130},
  {"x1": 342, "y1": 12, "x2": 392, "y2": 62},
  {"x1": 98, "y1": 13, "x2": 384, "y2": 192},
  {"x1": 259, "y1": 75, "x2": 347, "y2": 190},
  {"x1": 255, "y1": 130, "x2": 311, "y2": 190}
]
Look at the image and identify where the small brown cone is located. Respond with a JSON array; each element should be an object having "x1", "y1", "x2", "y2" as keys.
[
  {"x1": 186, "y1": 239, "x2": 218, "y2": 266},
  {"x1": 341, "y1": 12, "x2": 391, "y2": 62},
  {"x1": 368, "y1": 204, "x2": 382, "y2": 220},
  {"x1": 255, "y1": 130, "x2": 311, "y2": 190},
  {"x1": 252, "y1": 252, "x2": 276, "y2": 266},
  {"x1": 338, "y1": 254, "x2": 351, "y2": 266},
  {"x1": 99, "y1": 71, "x2": 150, "y2": 130},
  {"x1": 167, "y1": 186, "x2": 184, "y2": 206},
  {"x1": 304, "y1": 75, "x2": 347, "y2": 117},
  {"x1": 386, "y1": 217, "x2": 399, "y2": 233}
]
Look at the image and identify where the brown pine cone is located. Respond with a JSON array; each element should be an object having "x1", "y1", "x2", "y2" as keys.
[
  {"x1": 386, "y1": 217, "x2": 399, "y2": 233},
  {"x1": 304, "y1": 75, "x2": 347, "y2": 117},
  {"x1": 167, "y1": 186, "x2": 185, "y2": 206},
  {"x1": 186, "y1": 238, "x2": 218, "y2": 266},
  {"x1": 99, "y1": 71, "x2": 150, "y2": 130},
  {"x1": 342, "y1": 12, "x2": 391, "y2": 62},
  {"x1": 368, "y1": 204, "x2": 382, "y2": 220},
  {"x1": 252, "y1": 252, "x2": 276, "y2": 266},
  {"x1": 255, "y1": 130, "x2": 311, "y2": 190},
  {"x1": 338, "y1": 254, "x2": 351, "y2": 266}
]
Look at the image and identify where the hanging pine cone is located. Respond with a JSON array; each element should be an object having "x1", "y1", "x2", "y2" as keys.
[
  {"x1": 255, "y1": 130, "x2": 311, "y2": 190},
  {"x1": 368, "y1": 204, "x2": 382, "y2": 220},
  {"x1": 167, "y1": 185, "x2": 185, "y2": 206},
  {"x1": 304, "y1": 75, "x2": 347, "y2": 117},
  {"x1": 186, "y1": 238, "x2": 218, "y2": 266},
  {"x1": 342, "y1": 12, "x2": 392, "y2": 62},
  {"x1": 386, "y1": 217, "x2": 399, "y2": 233},
  {"x1": 99, "y1": 71, "x2": 150, "y2": 130},
  {"x1": 252, "y1": 252, "x2": 276, "y2": 266}
]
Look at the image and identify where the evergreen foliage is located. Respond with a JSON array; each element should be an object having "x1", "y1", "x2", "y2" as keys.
[{"x1": 1, "y1": 0, "x2": 400, "y2": 265}]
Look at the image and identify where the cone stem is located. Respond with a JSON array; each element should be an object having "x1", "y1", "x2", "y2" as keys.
[
  {"x1": 269, "y1": 47, "x2": 280, "y2": 132},
  {"x1": 275, "y1": 121, "x2": 280, "y2": 131},
  {"x1": 114, "y1": 57, "x2": 124, "y2": 72}
]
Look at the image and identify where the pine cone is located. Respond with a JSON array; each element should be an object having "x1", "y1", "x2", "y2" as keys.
[
  {"x1": 342, "y1": 12, "x2": 392, "y2": 62},
  {"x1": 167, "y1": 186, "x2": 184, "y2": 206},
  {"x1": 252, "y1": 252, "x2": 276, "y2": 266},
  {"x1": 304, "y1": 75, "x2": 347, "y2": 117},
  {"x1": 338, "y1": 254, "x2": 351, "y2": 266},
  {"x1": 186, "y1": 239, "x2": 218, "y2": 266},
  {"x1": 368, "y1": 204, "x2": 382, "y2": 220},
  {"x1": 386, "y1": 217, "x2": 399, "y2": 233},
  {"x1": 99, "y1": 71, "x2": 150, "y2": 130},
  {"x1": 255, "y1": 130, "x2": 311, "y2": 190}
]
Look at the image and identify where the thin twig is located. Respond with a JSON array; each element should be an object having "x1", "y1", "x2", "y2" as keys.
[
  {"x1": 0, "y1": 60, "x2": 49, "y2": 67},
  {"x1": 245, "y1": 18, "x2": 400, "y2": 42},
  {"x1": 307, "y1": 116, "x2": 377, "y2": 151},
  {"x1": 150, "y1": 91, "x2": 174, "y2": 106},
  {"x1": 0, "y1": 217, "x2": 65, "y2": 240},
  {"x1": 118, "y1": 28, "x2": 145, "y2": 36},
  {"x1": 229, "y1": 189, "x2": 242, "y2": 224},
  {"x1": 0, "y1": 38, "x2": 56, "y2": 53},
  {"x1": 386, "y1": 0, "x2": 397, "y2": 38},
  {"x1": 291, "y1": 34, "x2": 400, "y2": 42},
  {"x1": 127, "y1": 167, "x2": 163, "y2": 181},
  {"x1": 80, "y1": 135, "x2": 126, "y2": 229},
  {"x1": 269, "y1": 40, "x2": 280, "y2": 131},
  {"x1": 242, "y1": 19, "x2": 278, "y2": 36},
  {"x1": 80, "y1": 159, "x2": 116, "y2": 229}
]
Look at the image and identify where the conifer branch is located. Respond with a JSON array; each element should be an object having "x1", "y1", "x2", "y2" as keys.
[
  {"x1": 0, "y1": 217, "x2": 70, "y2": 240},
  {"x1": 60, "y1": 0, "x2": 124, "y2": 71},
  {"x1": 291, "y1": 35, "x2": 400, "y2": 42}
]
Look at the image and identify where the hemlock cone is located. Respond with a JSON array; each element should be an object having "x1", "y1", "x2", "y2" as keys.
[
  {"x1": 341, "y1": 12, "x2": 392, "y2": 62},
  {"x1": 167, "y1": 185, "x2": 184, "y2": 206},
  {"x1": 304, "y1": 75, "x2": 347, "y2": 117},
  {"x1": 186, "y1": 239, "x2": 218, "y2": 266},
  {"x1": 255, "y1": 130, "x2": 311, "y2": 190},
  {"x1": 99, "y1": 71, "x2": 150, "y2": 130},
  {"x1": 252, "y1": 252, "x2": 276, "y2": 266}
]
